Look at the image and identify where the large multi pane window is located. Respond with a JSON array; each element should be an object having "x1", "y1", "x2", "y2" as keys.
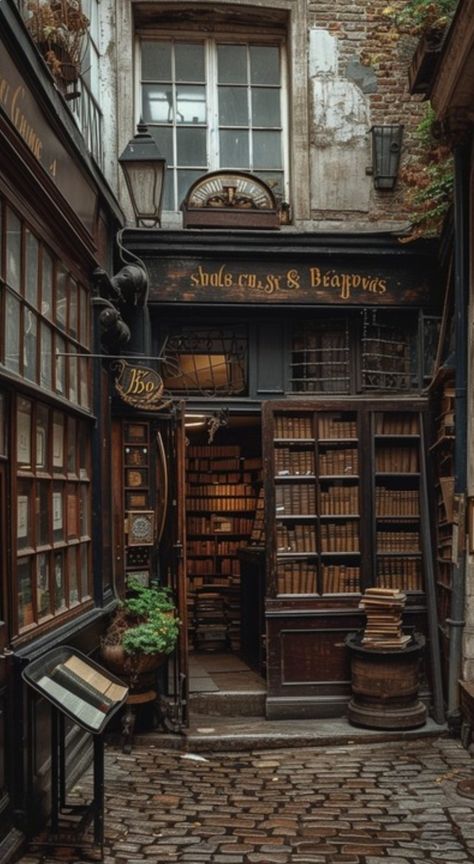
[
  {"x1": 16, "y1": 398, "x2": 92, "y2": 632},
  {"x1": 140, "y1": 38, "x2": 287, "y2": 211},
  {"x1": 0, "y1": 200, "x2": 91, "y2": 410}
]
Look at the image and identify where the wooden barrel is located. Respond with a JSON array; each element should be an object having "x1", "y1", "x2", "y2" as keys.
[{"x1": 345, "y1": 633, "x2": 427, "y2": 729}]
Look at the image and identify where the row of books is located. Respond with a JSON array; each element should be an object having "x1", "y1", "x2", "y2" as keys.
[
  {"x1": 276, "y1": 523, "x2": 316, "y2": 553},
  {"x1": 187, "y1": 497, "x2": 256, "y2": 512},
  {"x1": 185, "y1": 483, "x2": 255, "y2": 497},
  {"x1": 249, "y1": 489, "x2": 265, "y2": 545},
  {"x1": 377, "y1": 557, "x2": 422, "y2": 591},
  {"x1": 322, "y1": 565, "x2": 360, "y2": 594},
  {"x1": 187, "y1": 457, "x2": 242, "y2": 472},
  {"x1": 276, "y1": 485, "x2": 316, "y2": 515},
  {"x1": 320, "y1": 522, "x2": 359, "y2": 552},
  {"x1": 375, "y1": 487, "x2": 420, "y2": 516},
  {"x1": 275, "y1": 448, "x2": 314, "y2": 476},
  {"x1": 319, "y1": 448, "x2": 358, "y2": 476},
  {"x1": 318, "y1": 416, "x2": 357, "y2": 439},
  {"x1": 188, "y1": 575, "x2": 236, "y2": 588},
  {"x1": 187, "y1": 516, "x2": 254, "y2": 534},
  {"x1": 320, "y1": 486, "x2": 359, "y2": 515},
  {"x1": 277, "y1": 562, "x2": 317, "y2": 594},
  {"x1": 374, "y1": 414, "x2": 420, "y2": 435},
  {"x1": 187, "y1": 445, "x2": 240, "y2": 457},
  {"x1": 377, "y1": 530, "x2": 420, "y2": 552},
  {"x1": 275, "y1": 416, "x2": 313, "y2": 439},
  {"x1": 375, "y1": 446, "x2": 419, "y2": 473},
  {"x1": 187, "y1": 557, "x2": 240, "y2": 576},
  {"x1": 187, "y1": 471, "x2": 241, "y2": 484}
]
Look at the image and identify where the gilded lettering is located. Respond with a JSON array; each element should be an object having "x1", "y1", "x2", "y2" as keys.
[
  {"x1": 0, "y1": 77, "x2": 10, "y2": 108},
  {"x1": 286, "y1": 269, "x2": 300, "y2": 290},
  {"x1": 310, "y1": 267, "x2": 322, "y2": 288},
  {"x1": 378, "y1": 279, "x2": 387, "y2": 294}
]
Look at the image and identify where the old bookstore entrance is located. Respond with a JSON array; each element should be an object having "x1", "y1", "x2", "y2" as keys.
[{"x1": 183, "y1": 396, "x2": 435, "y2": 723}]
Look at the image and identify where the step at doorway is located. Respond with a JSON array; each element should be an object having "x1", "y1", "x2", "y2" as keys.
[{"x1": 189, "y1": 652, "x2": 266, "y2": 718}]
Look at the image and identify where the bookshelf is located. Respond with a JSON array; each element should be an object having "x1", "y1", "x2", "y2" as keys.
[
  {"x1": 264, "y1": 403, "x2": 427, "y2": 600},
  {"x1": 185, "y1": 444, "x2": 260, "y2": 650}
]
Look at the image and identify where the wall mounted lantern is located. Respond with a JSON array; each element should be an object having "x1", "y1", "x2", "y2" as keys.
[
  {"x1": 370, "y1": 125, "x2": 404, "y2": 190},
  {"x1": 119, "y1": 121, "x2": 166, "y2": 226}
]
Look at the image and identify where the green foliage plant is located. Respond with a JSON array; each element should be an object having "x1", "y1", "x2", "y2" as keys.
[
  {"x1": 400, "y1": 104, "x2": 454, "y2": 241},
  {"x1": 383, "y1": 0, "x2": 458, "y2": 36},
  {"x1": 104, "y1": 579, "x2": 180, "y2": 657}
]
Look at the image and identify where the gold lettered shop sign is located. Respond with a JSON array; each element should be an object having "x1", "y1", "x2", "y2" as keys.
[{"x1": 112, "y1": 361, "x2": 172, "y2": 411}]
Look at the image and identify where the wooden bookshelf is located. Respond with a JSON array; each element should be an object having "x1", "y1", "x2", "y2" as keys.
[{"x1": 185, "y1": 444, "x2": 261, "y2": 650}]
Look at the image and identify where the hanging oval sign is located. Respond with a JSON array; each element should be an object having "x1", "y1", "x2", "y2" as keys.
[{"x1": 112, "y1": 360, "x2": 172, "y2": 411}]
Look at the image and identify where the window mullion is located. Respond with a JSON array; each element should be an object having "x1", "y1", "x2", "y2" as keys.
[
  {"x1": 247, "y1": 44, "x2": 253, "y2": 171},
  {"x1": 171, "y1": 41, "x2": 178, "y2": 211},
  {"x1": 208, "y1": 40, "x2": 218, "y2": 171}
]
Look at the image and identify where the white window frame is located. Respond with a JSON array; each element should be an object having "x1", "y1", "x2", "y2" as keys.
[{"x1": 135, "y1": 31, "x2": 290, "y2": 216}]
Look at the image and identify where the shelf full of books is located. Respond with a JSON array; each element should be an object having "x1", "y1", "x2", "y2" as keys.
[
  {"x1": 185, "y1": 444, "x2": 261, "y2": 651},
  {"x1": 263, "y1": 403, "x2": 427, "y2": 601}
]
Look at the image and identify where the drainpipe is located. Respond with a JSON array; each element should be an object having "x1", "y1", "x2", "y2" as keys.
[{"x1": 447, "y1": 139, "x2": 470, "y2": 730}]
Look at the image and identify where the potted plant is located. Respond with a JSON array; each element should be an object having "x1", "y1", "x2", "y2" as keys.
[
  {"x1": 24, "y1": 0, "x2": 89, "y2": 84},
  {"x1": 101, "y1": 580, "x2": 180, "y2": 690}
]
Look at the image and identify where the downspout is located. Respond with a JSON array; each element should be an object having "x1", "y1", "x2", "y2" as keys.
[{"x1": 447, "y1": 139, "x2": 470, "y2": 729}]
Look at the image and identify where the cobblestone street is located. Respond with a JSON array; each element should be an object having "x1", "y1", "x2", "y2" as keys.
[{"x1": 17, "y1": 735, "x2": 474, "y2": 864}]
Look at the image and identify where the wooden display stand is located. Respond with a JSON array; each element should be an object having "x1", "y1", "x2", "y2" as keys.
[{"x1": 22, "y1": 646, "x2": 128, "y2": 861}]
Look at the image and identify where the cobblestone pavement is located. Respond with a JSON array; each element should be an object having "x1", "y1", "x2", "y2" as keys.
[{"x1": 18, "y1": 735, "x2": 474, "y2": 864}]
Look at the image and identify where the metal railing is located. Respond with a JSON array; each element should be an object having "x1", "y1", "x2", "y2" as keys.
[{"x1": 69, "y1": 77, "x2": 104, "y2": 169}]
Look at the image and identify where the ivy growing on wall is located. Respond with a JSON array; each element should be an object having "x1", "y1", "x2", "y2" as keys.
[{"x1": 383, "y1": 0, "x2": 458, "y2": 35}]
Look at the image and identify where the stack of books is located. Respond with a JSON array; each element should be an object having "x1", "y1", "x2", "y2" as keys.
[{"x1": 359, "y1": 587, "x2": 410, "y2": 648}]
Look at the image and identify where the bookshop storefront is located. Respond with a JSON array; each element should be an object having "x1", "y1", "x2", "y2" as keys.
[{"x1": 114, "y1": 227, "x2": 441, "y2": 721}]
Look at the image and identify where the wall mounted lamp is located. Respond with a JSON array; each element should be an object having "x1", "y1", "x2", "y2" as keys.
[
  {"x1": 370, "y1": 125, "x2": 404, "y2": 190},
  {"x1": 119, "y1": 121, "x2": 166, "y2": 227}
]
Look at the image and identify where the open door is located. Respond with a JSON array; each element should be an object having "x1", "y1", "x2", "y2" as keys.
[{"x1": 154, "y1": 405, "x2": 189, "y2": 730}]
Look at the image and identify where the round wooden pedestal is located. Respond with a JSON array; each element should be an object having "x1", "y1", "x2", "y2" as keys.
[{"x1": 345, "y1": 633, "x2": 427, "y2": 730}]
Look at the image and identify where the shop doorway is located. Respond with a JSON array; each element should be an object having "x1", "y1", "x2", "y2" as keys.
[{"x1": 184, "y1": 414, "x2": 266, "y2": 718}]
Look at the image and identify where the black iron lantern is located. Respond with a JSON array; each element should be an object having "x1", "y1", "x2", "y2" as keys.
[
  {"x1": 371, "y1": 125, "x2": 404, "y2": 190},
  {"x1": 119, "y1": 122, "x2": 166, "y2": 226}
]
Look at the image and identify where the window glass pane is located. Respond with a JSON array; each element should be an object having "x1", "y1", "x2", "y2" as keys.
[
  {"x1": 69, "y1": 278, "x2": 78, "y2": 339},
  {"x1": 80, "y1": 286, "x2": 88, "y2": 345},
  {"x1": 219, "y1": 130, "x2": 249, "y2": 167},
  {"x1": 56, "y1": 264, "x2": 68, "y2": 331},
  {"x1": 23, "y1": 309, "x2": 37, "y2": 382},
  {"x1": 218, "y1": 87, "x2": 248, "y2": 126},
  {"x1": 54, "y1": 550, "x2": 66, "y2": 612},
  {"x1": 40, "y1": 323, "x2": 52, "y2": 389},
  {"x1": 6, "y1": 209, "x2": 21, "y2": 291},
  {"x1": 252, "y1": 88, "x2": 281, "y2": 126},
  {"x1": 79, "y1": 484, "x2": 89, "y2": 536},
  {"x1": 41, "y1": 251, "x2": 53, "y2": 319},
  {"x1": 36, "y1": 482, "x2": 50, "y2": 545},
  {"x1": 25, "y1": 230, "x2": 39, "y2": 308},
  {"x1": 52, "y1": 413, "x2": 64, "y2": 470},
  {"x1": 143, "y1": 85, "x2": 173, "y2": 123},
  {"x1": 67, "y1": 484, "x2": 78, "y2": 539},
  {"x1": 177, "y1": 169, "x2": 206, "y2": 207},
  {"x1": 217, "y1": 44, "x2": 247, "y2": 84},
  {"x1": 175, "y1": 42, "x2": 205, "y2": 82},
  {"x1": 80, "y1": 544, "x2": 89, "y2": 599},
  {"x1": 37, "y1": 553, "x2": 50, "y2": 619},
  {"x1": 18, "y1": 558, "x2": 33, "y2": 629},
  {"x1": 177, "y1": 128, "x2": 207, "y2": 166},
  {"x1": 69, "y1": 547, "x2": 79, "y2": 605},
  {"x1": 17, "y1": 398, "x2": 32, "y2": 468},
  {"x1": 150, "y1": 126, "x2": 174, "y2": 165},
  {"x1": 79, "y1": 424, "x2": 90, "y2": 479},
  {"x1": 17, "y1": 480, "x2": 32, "y2": 551},
  {"x1": 52, "y1": 482, "x2": 64, "y2": 542},
  {"x1": 67, "y1": 417, "x2": 77, "y2": 474},
  {"x1": 250, "y1": 46, "x2": 280, "y2": 85},
  {"x1": 142, "y1": 40, "x2": 171, "y2": 80},
  {"x1": 36, "y1": 403, "x2": 49, "y2": 470},
  {"x1": 55, "y1": 335, "x2": 66, "y2": 395},
  {"x1": 79, "y1": 356, "x2": 90, "y2": 409},
  {"x1": 256, "y1": 170, "x2": 284, "y2": 202},
  {"x1": 68, "y1": 346, "x2": 78, "y2": 404},
  {"x1": 253, "y1": 130, "x2": 282, "y2": 168},
  {"x1": 176, "y1": 86, "x2": 206, "y2": 124},
  {"x1": 5, "y1": 292, "x2": 20, "y2": 374}
]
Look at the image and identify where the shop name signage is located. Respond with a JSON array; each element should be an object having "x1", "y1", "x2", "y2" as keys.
[
  {"x1": 189, "y1": 264, "x2": 388, "y2": 300},
  {"x1": 148, "y1": 257, "x2": 429, "y2": 306},
  {"x1": 112, "y1": 360, "x2": 171, "y2": 411},
  {"x1": 0, "y1": 41, "x2": 97, "y2": 232}
]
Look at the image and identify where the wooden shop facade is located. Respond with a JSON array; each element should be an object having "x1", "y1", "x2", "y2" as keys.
[
  {"x1": 114, "y1": 222, "x2": 445, "y2": 725},
  {"x1": 0, "y1": 3, "x2": 122, "y2": 858}
]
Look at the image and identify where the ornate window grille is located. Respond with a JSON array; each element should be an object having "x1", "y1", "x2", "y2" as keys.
[
  {"x1": 361, "y1": 310, "x2": 415, "y2": 392},
  {"x1": 161, "y1": 326, "x2": 248, "y2": 397},
  {"x1": 290, "y1": 320, "x2": 351, "y2": 394}
]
